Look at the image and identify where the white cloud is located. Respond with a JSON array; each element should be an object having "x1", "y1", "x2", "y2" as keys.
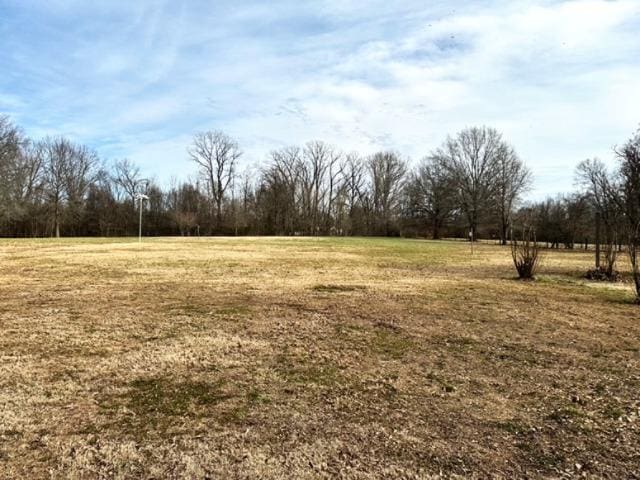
[{"x1": 2, "y1": 0, "x2": 639, "y2": 199}]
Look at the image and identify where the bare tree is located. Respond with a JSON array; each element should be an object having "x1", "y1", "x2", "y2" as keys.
[
  {"x1": 616, "y1": 130, "x2": 640, "y2": 301},
  {"x1": 167, "y1": 180, "x2": 206, "y2": 235},
  {"x1": 494, "y1": 144, "x2": 532, "y2": 245},
  {"x1": 435, "y1": 126, "x2": 503, "y2": 240},
  {"x1": 13, "y1": 142, "x2": 44, "y2": 207},
  {"x1": 408, "y1": 156, "x2": 456, "y2": 240},
  {"x1": 295, "y1": 141, "x2": 341, "y2": 234},
  {"x1": 368, "y1": 151, "x2": 407, "y2": 235},
  {"x1": 236, "y1": 167, "x2": 257, "y2": 234},
  {"x1": 40, "y1": 137, "x2": 72, "y2": 237},
  {"x1": 563, "y1": 193, "x2": 591, "y2": 249},
  {"x1": 84, "y1": 169, "x2": 118, "y2": 236},
  {"x1": 0, "y1": 116, "x2": 22, "y2": 173},
  {"x1": 64, "y1": 144, "x2": 99, "y2": 234},
  {"x1": 174, "y1": 210, "x2": 198, "y2": 236},
  {"x1": 0, "y1": 117, "x2": 31, "y2": 224},
  {"x1": 300, "y1": 141, "x2": 330, "y2": 234},
  {"x1": 266, "y1": 146, "x2": 303, "y2": 235},
  {"x1": 342, "y1": 154, "x2": 366, "y2": 210},
  {"x1": 113, "y1": 158, "x2": 143, "y2": 204},
  {"x1": 324, "y1": 147, "x2": 343, "y2": 234},
  {"x1": 39, "y1": 137, "x2": 98, "y2": 237},
  {"x1": 577, "y1": 158, "x2": 621, "y2": 279},
  {"x1": 189, "y1": 131, "x2": 241, "y2": 228},
  {"x1": 340, "y1": 153, "x2": 367, "y2": 235}
]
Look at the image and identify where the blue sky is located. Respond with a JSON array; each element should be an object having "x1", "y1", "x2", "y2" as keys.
[{"x1": 1, "y1": 0, "x2": 639, "y2": 198}]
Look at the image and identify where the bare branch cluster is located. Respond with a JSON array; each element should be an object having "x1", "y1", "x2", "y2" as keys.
[{"x1": 510, "y1": 225, "x2": 542, "y2": 280}]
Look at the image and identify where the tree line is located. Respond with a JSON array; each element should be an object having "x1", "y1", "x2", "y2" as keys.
[
  {"x1": 0, "y1": 115, "x2": 638, "y2": 256},
  {"x1": 0, "y1": 117, "x2": 530, "y2": 240}
]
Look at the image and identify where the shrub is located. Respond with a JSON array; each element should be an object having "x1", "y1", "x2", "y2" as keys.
[{"x1": 511, "y1": 226, "x2": 542, "y2": 280}]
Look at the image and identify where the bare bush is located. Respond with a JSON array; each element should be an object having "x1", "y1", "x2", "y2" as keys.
[
  {"x1": 510, "y1": 226, "x2": 542, "y2": 280},
  {"x1": 584, "y1": 237, "x2": 620, "y2": 281}
]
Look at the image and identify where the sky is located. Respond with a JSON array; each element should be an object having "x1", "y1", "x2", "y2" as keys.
[{"x1": 0, "y1": 0, "x2": 639, "y2": 199}]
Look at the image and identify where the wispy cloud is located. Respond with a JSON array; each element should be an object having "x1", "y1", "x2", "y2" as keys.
[{"x1": 1, "y1": 0, "x2": 638, "y2": 197}]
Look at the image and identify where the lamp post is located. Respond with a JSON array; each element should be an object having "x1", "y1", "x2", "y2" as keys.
[{"x1": 135, "y1": 193, "x2": 149, "y2": 243}]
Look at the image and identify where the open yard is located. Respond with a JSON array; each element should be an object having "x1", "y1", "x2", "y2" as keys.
[{"x1": 0, "y1": 237, "x2": 639, "y2": 479}]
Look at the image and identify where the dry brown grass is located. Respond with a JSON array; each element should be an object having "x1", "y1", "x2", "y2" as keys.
[{"x1": 0, "y1": 237, "x2": 638, "y2": 479}]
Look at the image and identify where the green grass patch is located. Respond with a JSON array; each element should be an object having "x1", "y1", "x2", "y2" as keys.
[
  {"x1": 494, "y1": 419, "x2": 530, "y2": 435},
  {"x1": 283, "y1": 364, "x2": 341, "y2": 386},
  {"x1": 547, "y1": 405, "x2": 585, "y2": 423},
  {"x1": 311, "y1": 284, "x2": 367, "y2": 293},
  {"x1": 169, "y1": 303, "x2": 251, "y2": 317},
  {"x1": 538, "y1": 274, "x2": 637, "y2": 304},
  {"x1": 536, "y1": 274, "x2": 585, "y2": 287},
  {"x1": 213, "y1": 305, "x2": 252, "y2": 316},
  {"x1": 126, "y1": 377, "x2": 230, "y2": 417},
  {"x1": 98, "y1": 375, "x2": 272, "y2": 434},
  {"x1": 275, "y1": 355, "x2": 342, "y2": 387},
  {"x1": 602, "y1": 404, "x2": 625, "y2": 420},
  {"x1": 370, "y1": 328, "x2": 415, "y2": 360}
]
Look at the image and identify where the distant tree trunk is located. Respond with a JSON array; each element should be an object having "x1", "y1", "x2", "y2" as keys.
[
  {"x1": 432, "y1": 218, "x2": 440, "y2": 240},
  {"x1": 469, "y1": 216, "x2": 478, "y2": 242},
  {"x1": 501, "y1": 220, "x2": 508, "y2": 246},
  {"x1": 54, "y1": 206, "x2": 60, "y2": 238},
  {"x1": 216, "y1": 201, "x2": 222, "y2": 227}
]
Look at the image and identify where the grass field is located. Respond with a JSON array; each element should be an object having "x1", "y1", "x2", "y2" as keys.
[{"x1": 0, "y1": 237, "x2": 639, "y2": 479}]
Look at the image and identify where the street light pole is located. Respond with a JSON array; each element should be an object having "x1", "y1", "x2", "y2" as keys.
[{"x1": 135, "y1": 193, "x2": 149, "y2": 243}]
